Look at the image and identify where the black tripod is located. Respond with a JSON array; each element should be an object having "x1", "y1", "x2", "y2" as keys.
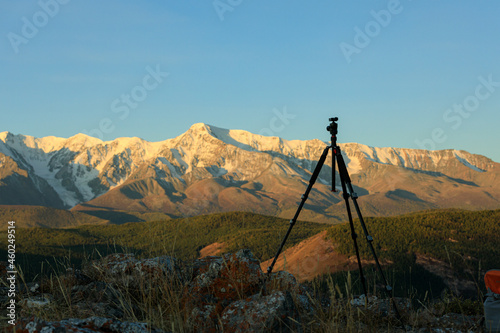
[{"x1": 264, "y1": 117, "x2": 402, "y2": 319}]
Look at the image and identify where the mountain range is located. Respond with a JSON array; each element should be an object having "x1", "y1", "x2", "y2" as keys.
[{"x1": 1, "y1": 123, "x2": 499, "y2": 223}]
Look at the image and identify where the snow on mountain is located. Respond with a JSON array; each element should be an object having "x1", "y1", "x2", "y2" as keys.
[
  {"x1": 453, "y1": 150, "x2": 486, "y2": 172},
  {"x1": 0, "y1": 124, "x2": 498, "y2": 218}
]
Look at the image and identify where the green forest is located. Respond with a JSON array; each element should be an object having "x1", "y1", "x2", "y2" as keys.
[
  {"x1": 323, "y1": 209, "x2": 500, "y2": 299},
  {"x1": 327, "y1": 208, "x2": 500, "y2": 270},
  {"x1": 0, "y1": 211, "x2": 327, "y2": 279},
  {"x1": 1, "y1": 208, "x2": 499, "y2": 298}
]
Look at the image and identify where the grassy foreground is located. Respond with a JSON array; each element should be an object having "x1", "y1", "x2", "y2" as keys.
[
  {"x1": 3, "y1": 251, "x2": 485, "y2": 332},
  {"x1": 2, "y1": 209, "x2": 497, "y2": 331}
]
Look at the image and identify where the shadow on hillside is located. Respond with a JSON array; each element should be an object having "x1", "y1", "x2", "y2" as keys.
[
  {"x1": 0, "y1": 243, "x2": 142, "y2": 281},
  {"x1": 409, "y1": 169, "x2": 479, "y2": 187},
  {"x1": 77, "y1": 206, "x2": 145, "y2": 224},
  {"x1": 385, "y1": 189, "x2": 426, "y2": 202},
  {"x1": 312, "y1": 262, "x2": 449, "y2": 302},
  {"x1": 0, "y1": 174, "x2": 67, "y2": 209}
]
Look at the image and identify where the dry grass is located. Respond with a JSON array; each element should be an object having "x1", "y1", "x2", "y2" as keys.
[
  {"x1": 6, "y1": 250, "x2": 191, "y2": 332},
  {"x1": 5, "y1": 250, "x2": 487, "y2": 333}
]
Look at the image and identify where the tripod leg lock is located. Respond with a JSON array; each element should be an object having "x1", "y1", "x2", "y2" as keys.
[
  {"x1": 351, "y1": 192, "x2": 358, "y2": 199},
  {"x1": 366, "y1": 235, "x2": 373, "y2": 242},
  {"x1": 385, "y1": 285, "x2": 393, "y2": 292}
]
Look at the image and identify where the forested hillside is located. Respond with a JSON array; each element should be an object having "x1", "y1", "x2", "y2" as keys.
[
  {"x1": 327, "y1": 209, "x2": 500, "y2": 271},
  {"x1": 0, "y1": 212, "x2": 327, "y2": 279},
  {"x1": 2, "y1": 209, "x2": 499, "y2": 295}
]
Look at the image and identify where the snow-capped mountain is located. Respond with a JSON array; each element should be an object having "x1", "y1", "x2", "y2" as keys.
[{"x1": 0, "y1": 123, "x2": 499, "y2": 222}]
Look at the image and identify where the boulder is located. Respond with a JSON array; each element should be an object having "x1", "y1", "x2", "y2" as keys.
[
  {"x1": 182, "y1": 249, "x2": 264, "y2": 331},
  {"x1": 84, "y1": 253, "x2": 183, "y2": 289},
  {"x1": 24, "y1": 295, "x2": 51, "y2": 308},
  {"x1": 264, "y1": 270, "x2": 298, "y2": 293},
  {"x1": 220, "y1": 291, "x2": 298, "y2": 332},
  {"x1": 70, "y1": 281, "x2": 125, "y2": 319}
]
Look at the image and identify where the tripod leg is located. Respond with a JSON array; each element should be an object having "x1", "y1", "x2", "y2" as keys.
[
  {"x1": 332, "y1": 141, "x2": 336, "y2": 192},
  {"x1": 337, "y1": 171, "x2": 368, "y2": 296},
  {"x1": 264, "y1": 146, "x2": 330, "y2": 280},
  {"x1": 335, "y1": 147, "x2": 403, "y2": 320}
]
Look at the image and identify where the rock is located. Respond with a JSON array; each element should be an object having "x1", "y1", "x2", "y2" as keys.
[
  {"x1": 25, "y1": 295, "x2": 51, "y2": 308},
  {"x1": 14, "y1": 316, "x2": 166, "y2": 332},
  {"x1": 265, "y1": 270, "x2": 299, "y2": 293},
  {"x1": 436, "y1": 312, "x2": 482, "y2": 330},
  {"x1": 29, "y1": 282, "x2": 40, "y2": 293},
  {"x1": 220, "y1": 291, "x2": 299, "y2": 332},
  {"x1": 350, "y1": 294, "x2": 411, "y2": 317},
  {"x1": 188, "y1": 304, "x2": 219, "y2": 333},
  {"x1": 182, "y1": 249, "x2": 265, "y2": 331},
  {"x1": 190, "y1": 249, "x2": 263, "y2": 292},
  {"x1": 265, "y1": 270, "x2": 315, "y2": 317},
  {"x1": 84, "y1": 253, "x2": 183, "y2": 289},
  {"x1": 70, "y1": 281, "x2": 124, "y2": 319}
]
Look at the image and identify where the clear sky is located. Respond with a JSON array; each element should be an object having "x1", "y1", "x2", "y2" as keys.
[{"x1": 1, "y1": 1, "x2": 499, "y2": 162}]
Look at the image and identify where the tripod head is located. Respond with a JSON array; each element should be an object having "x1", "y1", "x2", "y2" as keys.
[{"x1": 326, "y1": 117, "x2": 338, "y2": 137}]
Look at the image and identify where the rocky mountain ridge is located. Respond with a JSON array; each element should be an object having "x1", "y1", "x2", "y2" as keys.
[{"x1": 1, "y1": 123, "x2": 499, "y2": 222}]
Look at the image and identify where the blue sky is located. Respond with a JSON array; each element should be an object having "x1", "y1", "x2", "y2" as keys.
[{"x1": 1, "y1": 1, "x2": 499, "y2": 161}]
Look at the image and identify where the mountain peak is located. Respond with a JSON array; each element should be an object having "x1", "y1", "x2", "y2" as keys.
[
  {"x1": 0, "y1": 131, "x2": 27, "y2": 143},
  {"x1": 0, "y1": 131, "x2": 10, "y2": 141},
  {"x1": 188, "y1": 122, "x2": 211, "y2": 133},
  {"x1": 184, "y1": 123, "x2": 265, "y2": 151},
  {"x1": 66, "y1": 133, "x2": 103, "y2": 145}
]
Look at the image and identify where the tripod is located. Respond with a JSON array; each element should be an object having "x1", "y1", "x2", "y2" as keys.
[{"x1": 264, "y1": 117, "x2": 402, "y2": 319}]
